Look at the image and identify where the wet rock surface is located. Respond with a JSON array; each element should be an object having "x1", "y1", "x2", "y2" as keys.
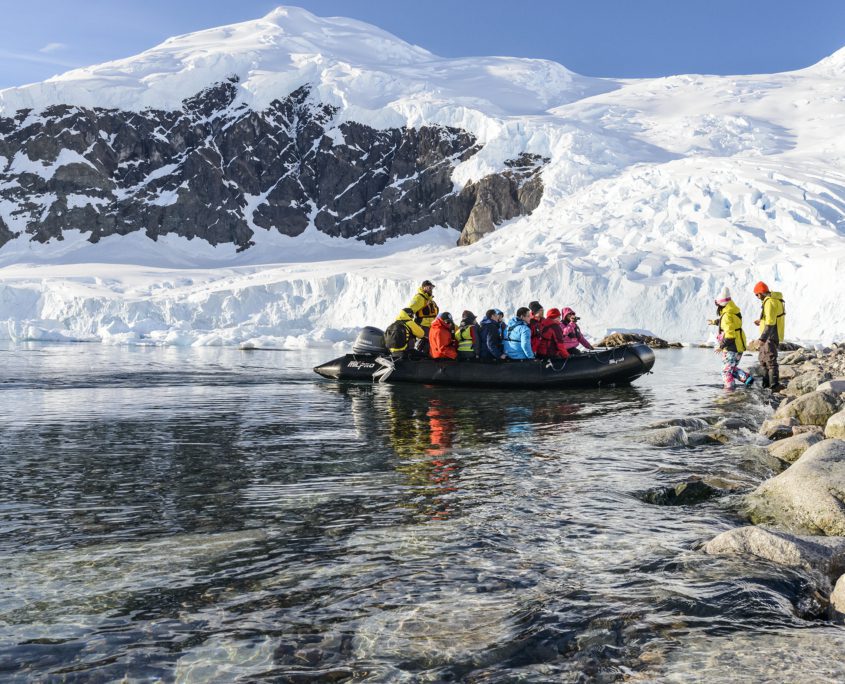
[
  {"x1": 767, "y1": 431, "x2": 825, "y2": 464},
  {"x1": 641, "y1": 479, "x2": 725, "y2": 506},
  {"x1": 772, "y1": 389, "x2": 845, "y2": 427},
  {"x1": 703, "y1": 526, "x2": 845, "y2": 584},
  {"x1": 0, "y1": 79, "x2": 546, "y2": 249},
  {"x1": 747, "y1": 439, "x2": 845, "y2": 536}
]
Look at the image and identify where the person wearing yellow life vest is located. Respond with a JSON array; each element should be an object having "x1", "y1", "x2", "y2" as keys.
[
  {"x1": 407, "y1": 280, "x2": 439, "y2": 354},
  {"x1": 384, "y1": 308, "x2": 425, "y2": 359},
  {"x1": 707, "y1": 287, "x2": 752, "y2": 389},
  {"x1": 752, "y1": 281, "x2": 786, "y2": 390},
  {"x1": 455, "y1": 310, "x2": 481, "y2": 361}
]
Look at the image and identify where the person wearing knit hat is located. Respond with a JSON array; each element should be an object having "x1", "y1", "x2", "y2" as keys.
[
  {"x1": 708, "y1": 286, "x2": 752, "y2": 389},
  {"x1": 536, "y1": 308, "x2": 570, "y2": 359},
  {"x1": 715, "y1": 286, "x2": 732, "y2": 305},
  {"x1": 561, "y1": 308, "x2": 594, "y2": 353}
]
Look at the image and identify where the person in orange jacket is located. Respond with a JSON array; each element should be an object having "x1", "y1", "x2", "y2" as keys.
[{"x1": 429, "y1": 312, "x2": 458, "y2": 360}]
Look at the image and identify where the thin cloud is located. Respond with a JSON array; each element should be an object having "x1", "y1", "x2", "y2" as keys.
[
  {"x1": 39, "y1": 42, "x2": 68, "y2": 54},
  {"x1": 0, "y1": 49, "x2": 79, "y2": 69}
]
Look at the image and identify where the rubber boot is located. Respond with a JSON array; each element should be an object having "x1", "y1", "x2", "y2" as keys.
[
  {"x1": 761, "y1": 369, "x2": 770, "y2": 389},
  {"x1": 770, "y1": 367, "x2": 785, "y2": 392}
]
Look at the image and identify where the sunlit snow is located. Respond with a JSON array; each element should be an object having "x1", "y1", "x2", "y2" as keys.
[{"x1": 1, "y1": 6, "x2": 843, "y2": 347}]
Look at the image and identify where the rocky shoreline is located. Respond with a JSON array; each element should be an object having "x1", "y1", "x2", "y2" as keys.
[{"x1": 695, "y1": 344, "x2": 845, "y2": 618}]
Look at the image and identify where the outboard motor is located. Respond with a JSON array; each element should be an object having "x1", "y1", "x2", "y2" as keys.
[{"x1": 352, "y1": 326, "x2": 388, "y2": 355}]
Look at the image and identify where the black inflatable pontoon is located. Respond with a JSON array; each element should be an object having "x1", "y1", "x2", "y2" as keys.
[{"x1": 314, "y1": 327, "x2": 655, "y2": 388}]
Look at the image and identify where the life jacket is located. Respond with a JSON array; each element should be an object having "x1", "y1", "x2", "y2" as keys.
[
  {"x1": 408, "y1": 289, "x2": 440, "y2": 328},
  {"x1": 718, "y1": 301, "x2": 747, "y2": 353},
  {"x1": 759, "y1": 292, "x2": 786, "y2": 342},
  {"x1": 455, "y1": 325, "x2": 475, "y2": 354},
  {"x1": 502, "y1": 317, "x2": 534, "y2": 359},
  {"x1": 429, "y1": 318, "x2": 457, "y2": 359}
]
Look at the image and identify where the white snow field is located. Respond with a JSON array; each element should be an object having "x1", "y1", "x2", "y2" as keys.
[{"x1": 1, "y1": 6, "x2": 844, "y2": 347}]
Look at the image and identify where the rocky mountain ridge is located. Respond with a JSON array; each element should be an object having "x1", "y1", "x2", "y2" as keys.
[{"x1": 0, "y1": 77, "x2": 545, "y2": 250}]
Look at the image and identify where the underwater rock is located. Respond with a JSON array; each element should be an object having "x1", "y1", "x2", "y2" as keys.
[{"x1": 641, "y1": 479, "x2": 724, "y2": 506}]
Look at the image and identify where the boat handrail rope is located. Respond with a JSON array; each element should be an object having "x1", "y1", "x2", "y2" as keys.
[{"x1": 544, "y1": 358, "x2": 568, "y2": 372}]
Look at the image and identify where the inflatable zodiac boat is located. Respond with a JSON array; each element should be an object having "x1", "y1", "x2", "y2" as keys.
[{"x1": 313, "y1": 327, "x2": 655, "y2": 388}]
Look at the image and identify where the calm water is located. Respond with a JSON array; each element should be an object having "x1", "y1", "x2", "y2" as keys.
[{"x1": 1, "y1": 343, "x2": 844, "y2": 682}]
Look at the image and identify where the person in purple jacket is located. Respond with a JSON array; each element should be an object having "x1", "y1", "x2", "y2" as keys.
[{"x1": 560, "y1": 307, "x2": 594, "y2": 354}]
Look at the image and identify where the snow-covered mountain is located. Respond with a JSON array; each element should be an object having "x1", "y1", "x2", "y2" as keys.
[{"x1": 1, "y1": 6, "x2": 844, "y2": 346}]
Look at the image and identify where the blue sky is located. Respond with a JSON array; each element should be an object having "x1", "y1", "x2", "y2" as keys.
[{"x1": 2, "y1": 0, "x2": 845, "y2": 89}]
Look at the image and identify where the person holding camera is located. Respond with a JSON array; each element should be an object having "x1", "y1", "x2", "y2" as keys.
[{"x1": 560, "y1": 307, "x2": 594, "y2": 354}]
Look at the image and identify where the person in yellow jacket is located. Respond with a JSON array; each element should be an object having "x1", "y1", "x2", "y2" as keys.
[
  {"x1": 407, "y1": 280, "x2": 439, "y2": 353},
  {"x1": 752, "y1": 281, "x2": 786, "y2": 389},
  {"x1": 384, "y1": 308, "x2": 425, "y2": 359},
  {"x1": 708, "y1": 287, "x2": 751, "y2": 389}
]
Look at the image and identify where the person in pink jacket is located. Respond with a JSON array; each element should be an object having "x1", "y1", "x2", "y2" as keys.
[{"x1": 560, "y1": 308, "x2": 594, "y2": 353}]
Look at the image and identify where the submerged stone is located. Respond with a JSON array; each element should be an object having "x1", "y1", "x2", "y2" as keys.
[
  {"x1": 641, "y1": 479, "x2": 724, "y2": 506},
  {"x1": 703, "y1": 525, "x2": 845, "y2": 584},
  {"x1": 648, "y1": 417, "x2": 710, "y2": 431},
  {"x1": 641, "y1": 426, "x2": 687, "y2": 447}
]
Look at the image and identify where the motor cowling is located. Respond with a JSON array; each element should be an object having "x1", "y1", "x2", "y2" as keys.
[{"x1": 352, "y1": 326, "x2": 388, "y2": 355}]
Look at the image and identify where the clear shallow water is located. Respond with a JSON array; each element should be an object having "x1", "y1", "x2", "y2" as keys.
[{"x1": 1, "y1": 343, "x2": 844, "y2": 682}]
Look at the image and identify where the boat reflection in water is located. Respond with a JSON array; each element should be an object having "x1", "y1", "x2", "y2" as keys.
[{"x1": 331, "y1": 381, "x2": 648, "y2": 522}]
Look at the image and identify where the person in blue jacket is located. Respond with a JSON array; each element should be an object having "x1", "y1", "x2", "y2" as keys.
[
  {"x1": 479, "y1": 309, "x2": 507, "y2": 360},
  {"x1": 503, "y1": 307, "x2": 535, "y2": 360}
]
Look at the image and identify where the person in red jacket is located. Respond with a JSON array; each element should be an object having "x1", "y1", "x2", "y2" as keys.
[
  {"x1": 536, "y1": 308, "x2": 570, "y2": 359},
  {"x1": 429, "y1": 312, "x2": 458, "y2": 360}
]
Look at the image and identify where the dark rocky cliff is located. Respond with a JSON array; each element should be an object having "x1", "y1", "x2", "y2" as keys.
[{"x1": 0, "y1": 77, "x2": 545, "y2": 251}]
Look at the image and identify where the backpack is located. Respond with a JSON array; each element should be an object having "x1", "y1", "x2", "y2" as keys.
[{"x1": 384, "y1": 320, "x2": 409, "y2": 350}]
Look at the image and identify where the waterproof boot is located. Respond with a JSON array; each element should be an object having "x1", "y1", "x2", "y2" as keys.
[
  {"x1": 768, "y1": 369, "x2": 785, "y2": 391},
  {"x1": 761, "y1": 370, "x2": 771, "y2": 389}
]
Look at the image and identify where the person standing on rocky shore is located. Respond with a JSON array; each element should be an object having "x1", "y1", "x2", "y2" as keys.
[
  {"x1": 753, "y1": 281, "x2": 786, "y2": 390},
  {"x1": 708, "y1": 287, "x2": 751, "y2": 390}
]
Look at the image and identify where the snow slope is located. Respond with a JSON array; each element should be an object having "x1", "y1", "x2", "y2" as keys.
[{"x1": 1, "y1": 6, "x2": 844, "y2": 346}]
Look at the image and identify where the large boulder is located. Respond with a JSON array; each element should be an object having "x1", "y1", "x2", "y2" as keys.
[
  {"x1": 772, "y1": 389, "x2": 845, "y2": 427},
  {"x1": 703, "y1": 526, "x2": 845, "y2": 582},
  {"x1": 784, "y1": 370, "x2": 832, "y2": 397},
  {"x1": 767, "y1": 431, "x2": 825, "y2": 464},
  {"x1": 826, "y1": 410, "x2": 845, "y2": 440},
  {"x1": 746, "y1": 439, "x2": 845, "y2": 535}
]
